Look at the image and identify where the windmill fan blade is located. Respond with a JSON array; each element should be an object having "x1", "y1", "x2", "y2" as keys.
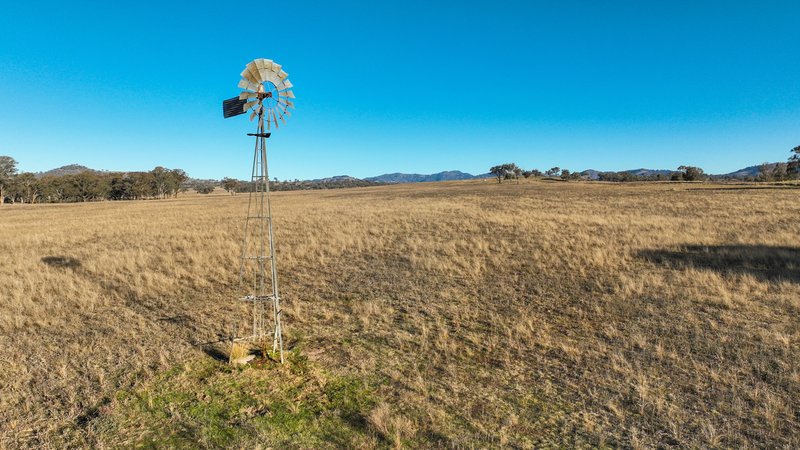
[
  {"x1": 278, "y1": 70, "x2": 288, "y2": 80},
  {"x1": 239, "y1": 79, "x2": 260, "y2": 92},
  {"x1": 258, "y1": 67, "x2": 269, "y2": 81},
  {"x1": 275, "y1": 103, "x2": 289, "y2": 117},
  {"x1": 273, "y1": 110, "x2": 279, "y2": 128},
  {"x1": 247, "y1": 64, "x2": 262, "y2": 83},
  {"x1": 255, "y1": 59, "x2": 265, "y2": 70},
  {"x1": 266, "y1": 110, "x2": 271, "y2": 130},
  {"x1": 279, "y1": 90, "x2": 295, "y2": 99},
  {"x1": 252, "y1": 67, "x2": 265, "y2": 83},
  {"x1": 244, "y1": 100, "x2": 258, "y2": 111},
  {"x1": 246, "y1": 61, "x2": 260, "y2": 79},
  {"x1": 279, "y1": 114, "x2": 286, "y2": 125},
  {"x1": 240, "y1": 68, "x2": 259, "y2": 84},
  {"x1": 239, "y1": 91, "x2": 257, "y2": 100},
  {"x1": 250, "y1": 109, "x2": 257, "y2": 121},
  {"x1": 264, "y1": 59, "x2": 274, "y2": 71},
  {"x1": 272, "y1": 63, "x2": 282, "y2": 73},
  {"x1": 277, "y1": 99, "x2": 285, "y2": 108},
  {"x1": 280, "y1": 80, "x2": 293, "y2": 90},
  {"x1": 261, "y1": 72, "x2": 279, "y2": 87}
]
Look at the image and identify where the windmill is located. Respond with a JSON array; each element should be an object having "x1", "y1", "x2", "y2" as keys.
[{"x1": 222, "y1": 58, "x2": 295, "y2": 364}]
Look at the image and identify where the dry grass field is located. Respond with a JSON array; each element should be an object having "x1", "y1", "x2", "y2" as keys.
[{"x1": 1, "y1": 179, "x2": 798, "y2": 448}]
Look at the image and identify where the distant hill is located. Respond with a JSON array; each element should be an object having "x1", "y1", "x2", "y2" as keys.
[
  {"x1": 719, "y1": 164, "x2": 771, "y2": 179},
  {"x1": 580, "y1": 164, "x2": 784, "y2": 180},
  {"x1": 36, "y1": 164, "x2": 97, "y2": 178},
  {"x1": 580, "y1": 170, "x2": 601, "y2": 180},
  {"x1": 624, "y1": 168, "x2": 676, "y2": 177},
  {"x1": 365, "y1": 170, "x2": 490, "y2": 184},
  {"x1": 310, "y1": 175, "x2": 362, "y2": 183}
]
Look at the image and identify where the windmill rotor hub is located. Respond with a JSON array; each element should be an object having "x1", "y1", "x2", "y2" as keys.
[{"x1": 221, "y1": 58, "x2": 295, "y2": 128}]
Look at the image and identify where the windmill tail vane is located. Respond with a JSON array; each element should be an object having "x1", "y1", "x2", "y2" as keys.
[{"x1": 222, "y1": 58, "x2": 296, "y2": 364}]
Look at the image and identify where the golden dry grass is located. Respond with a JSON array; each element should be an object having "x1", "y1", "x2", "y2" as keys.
[{"x1": 1, "y1": 179, "x2": 799, "y2": 448}]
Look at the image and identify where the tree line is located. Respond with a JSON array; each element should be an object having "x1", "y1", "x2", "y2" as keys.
[
  {"x1": 0, "y1": 157, "x2": 188, "y2": 204},
  {"x1": 490, "y1": 146, "x2": 800, "y2": 183},
  {"x1": 217, "y1": 177, "x2": 383, "y2": 195}
]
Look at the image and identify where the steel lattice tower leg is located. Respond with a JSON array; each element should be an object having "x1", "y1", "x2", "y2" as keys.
[{"x1": 238, "y1": 113, "x2": 284, "y2": 363}]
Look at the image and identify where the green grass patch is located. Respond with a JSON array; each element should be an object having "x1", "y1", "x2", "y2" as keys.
[{"x1": 92, "y1": 351, "x2": 382, "y2": 448}]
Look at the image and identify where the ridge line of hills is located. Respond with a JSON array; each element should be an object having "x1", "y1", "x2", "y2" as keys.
[{"x1": 35, "y1": 163, "x2": 780, "y2": 184}]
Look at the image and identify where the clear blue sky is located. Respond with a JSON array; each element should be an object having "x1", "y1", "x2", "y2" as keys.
[{"x1": 1, "y1": 1, "x2": 798, "y2": 179}]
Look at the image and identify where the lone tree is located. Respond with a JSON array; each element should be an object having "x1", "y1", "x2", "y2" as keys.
[
  {"x1": 489, "y1": 163, "x2": 520, "y2": 183},
  {"x1": 221, "y1": 177, "x2": 240, "y2": 195},
  {"x1": 0, "y1": 156, "x2": 17, "y2": 204},
  {"x1": 789, "y1": 145, "x2": 800, "y2": 178}
]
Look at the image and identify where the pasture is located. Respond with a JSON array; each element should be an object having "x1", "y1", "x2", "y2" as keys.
[{"x1": 0, "y1": 180, "x2": 798, "y2": 448}]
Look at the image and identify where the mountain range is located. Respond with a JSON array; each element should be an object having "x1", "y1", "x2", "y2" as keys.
[
  {"x1": 34, "y1": 163, "x2": 781, "y2": 184},
  {"x1": 364, "y1": 170, "x2": 491, "y2": 183}
]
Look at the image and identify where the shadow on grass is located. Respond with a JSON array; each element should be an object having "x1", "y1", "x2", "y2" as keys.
[
  {"x1": 638, "y1": 245, "x2": 800, "y2": 283},
  {"x1": 201, "y1": 344, "x2": 229, "y2": 362},
  {"x1": 40, "y1": 254, "x2": 230, "y2": 357},
  {"x1": 41, "y1": 256, "x2": 82, "y2": 269}
]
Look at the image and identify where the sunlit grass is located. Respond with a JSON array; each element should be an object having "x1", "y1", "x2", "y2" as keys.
[{"x1": 1, "y1": 180, "x2": 798, "y2": 448}]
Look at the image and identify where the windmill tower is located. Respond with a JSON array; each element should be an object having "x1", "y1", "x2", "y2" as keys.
[{"x1": 222, "y1": 58, "x2": 295, "y2": 363}]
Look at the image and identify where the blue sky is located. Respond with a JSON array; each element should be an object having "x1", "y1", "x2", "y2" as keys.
[{"x1": 1, "y1": 1, "x2": 798, "y2": 179}]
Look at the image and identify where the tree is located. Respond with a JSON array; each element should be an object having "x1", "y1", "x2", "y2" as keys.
[
  {"x1": 0, "y1": 156, "x2": 17, "y2": 204},
  {"x1": 758, "y1": 163, "x2": 773, "y2": 182},
  {"x1": 11, "y1": 173, "x2": 41, "y2": 204},
  {"x1": 67, "y1": 172, "x2": 109, "y2": 202},
  {"x1": 545, "y1": 167, "x2": 561, "y2": 177},
  {"x1": 39, "y1": 175, "x2": 65, "y2": 202},
  {"x1": 196, "y1": 184, "x2": 215, "y2": 194},
  {"x1": 489, "y1": 163, "x2": 520, "y2": 183},
  {"x1": 490, "y1": 164, "x2": 507, "y2": 183},
  {"x1": 108, "y1": 173, "x2": 134, "y2": 200},
  {"x1": 512, "y1": 166, "x2": 523, "y2": 183},
  {"x1": 168, "y1": 169, "x2": 188, "y2": 197},
  {"x1": 151, "y1": 166, "x2": 171, "y2": 199},
  {"x1": 560, "y1": 169, "x2": 571, "y2": 180},
  {"x1": 677, "y1": 165, "x2": 705, "y2": 181},
  {"x1": 221, "y1": 177, "x2": 240, "y2": 195},
  {"x1": 771, "y1": 163, "x2": 788, "y2": 182},
  {"x1": 788, "y1": 145, "x2": 800, "y2": 178},
  {"x1": 129, "y1": 172, "x2": 156, "y2": 199}
]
